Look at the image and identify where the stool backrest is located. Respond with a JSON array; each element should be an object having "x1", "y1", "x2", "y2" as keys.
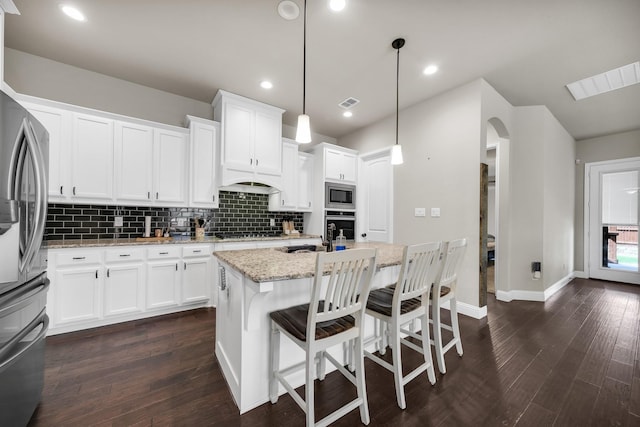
[
  {"x1": 309, "y1": 248, "x2": 378, "y2": 327},
  {"x1": 394, "y1": 241, "x2": 443, "y2": 306},
  {"x1": 436, "y1": 238, "x2": 467, "y2": 294}
]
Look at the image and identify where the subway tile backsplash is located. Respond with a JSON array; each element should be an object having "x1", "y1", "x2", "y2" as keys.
[{"x1": 45, "y1": 191, "x2": 304, "y2": 241}]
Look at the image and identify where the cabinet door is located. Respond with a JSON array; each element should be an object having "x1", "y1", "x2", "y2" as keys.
[
  {"x1": 25, "y1": 104, "x2": 71, "y2": 200},
  {"x1": 71, "y1": 113, "x2": 114, "y2": 201},
  {"x1": 104, "y1": 263, "x2": 145, "y2": 316},
  {"x1": 55, "y1": 266, "x2": 101, "y2": 325},
  {"x1": 190, "y1": 121, "x2": 219, "y2": 207},
  {"x1": 278, "y1": 141, "x2": 298, "y2": 209},
  {"x1": 182, "y1": 257, "x2": 211, "y2": 304},
  {"x1": 115, "y1": 121, "x2": 153, "y2": 203},
  {"x1": 324, "y1": 148, "x2": 344, "y2": 181},
  {"x1": 154, "y1": 129, "x2": 187, "y2": 205},
  {"x1": 222, "y1": 102, "x2": 254, "y2": 172},
  {"x1": 341, "y1": 152, "x2": 358, "y2": 183},
  {"x1": 254, "y1": 109, "x2": 282, "y2": 176},
  {"x1": 147, "y1": 261, "x2": 180, "y2": 309},
  {"x1": 298, "y1": 153, "x2": 314, "y2": 211}
]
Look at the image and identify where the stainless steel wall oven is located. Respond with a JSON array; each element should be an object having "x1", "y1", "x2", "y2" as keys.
[{"x1": 325, "y1": 210, "x2": 356, "y2": 241}]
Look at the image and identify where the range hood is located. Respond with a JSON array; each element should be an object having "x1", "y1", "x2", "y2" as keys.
[{"x1": 218, "y1": 182, "x2": 281, "y2": 195}]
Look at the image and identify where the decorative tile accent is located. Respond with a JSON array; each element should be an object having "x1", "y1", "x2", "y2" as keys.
[{"x1": 44, "y1": 191, "x2": 304, "y2": 241}]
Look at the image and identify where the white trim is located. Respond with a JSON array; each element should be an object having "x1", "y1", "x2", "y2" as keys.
[
  {"x1": 0, "y1": 0, "x2": 19, "y2": 14},
  {"x1": 573, "y1": 270, "x2": 588, "y2": 279},
  {"x1": 495, "y1": 273, "x2": 574, "y2": 303},
  {"x1": 440, "y1": 300, "x2": 487, "y2": 319}
]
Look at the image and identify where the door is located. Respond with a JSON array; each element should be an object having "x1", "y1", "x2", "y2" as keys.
[
  {"x1": 71, "y1": 113, "x2": 114, "y2": 201},
  {"x1": 147, "y1": 260, "x2": 180, "y2": 309},
  {"x1": 588, "y1": 158, "x2": 640, "y2": 284},
  {"x1": 104, "y1": 263, "x2": 145, "y2": 316},
  {"x1": 359, "y1": 151, "x2": 392, "y2": 243},
  {"x1": 190, "y1": 120, "x2": 218, "y2": 207},
  {"x1": 55, "y1": 266, "x2": 101, "y2": 324},
  {"x1": 115, "y1": 121, "x2": 153, "y2": 203},
  {"x1": 154, "y1": 129, "x2": 187, "y2": 205},
  {"x1": 182, "y1": 257, "x2": 211, "y2": 304},
  {"x1": 254, "y1": 110, "x2": 282, "y2": 176}
]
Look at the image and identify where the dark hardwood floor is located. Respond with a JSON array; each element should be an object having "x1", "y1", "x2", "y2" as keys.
[{"x1": 28, "y1": 278, "x2": 640, "y2": 426}]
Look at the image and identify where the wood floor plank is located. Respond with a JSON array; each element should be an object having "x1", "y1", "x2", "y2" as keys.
[
  {"x1": 553, "y1": 379, "x2": 600, "y2": 426},
  {"x1": 590, "y1": 377, "x2": 631, "y2": 427}
]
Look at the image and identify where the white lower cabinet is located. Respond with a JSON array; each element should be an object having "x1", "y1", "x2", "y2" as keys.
[
  {"x1": 55, "y1": 266, "x2": 102, "y2": 325},
  {"x1": 182, "y1": 246, "x2": 211, "y2": 304},
  {"x1": 147, "y1": 247, "x2": 181, "y2": 310},
  {"x1": 104, "y1": 248, "x2": 145, "y2": 317}
]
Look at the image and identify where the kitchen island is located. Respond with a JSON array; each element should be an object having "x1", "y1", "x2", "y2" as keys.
[{"x1": 213, "y1": 242, "x2": 404, "y2": 414}]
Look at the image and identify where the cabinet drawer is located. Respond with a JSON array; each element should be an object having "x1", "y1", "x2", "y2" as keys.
[
  {"x1": 105, "y1": 248, "x2": 144, "y2": 263},
  {"x1": 147, "y1": 246, "x2": 181, "y2": 260},
  {"x1": 182, "y1": 245, "x2": 211, "y2": 258},
  {"x1": 56, "y1": 251, "x2": 101, "y2": 266}
]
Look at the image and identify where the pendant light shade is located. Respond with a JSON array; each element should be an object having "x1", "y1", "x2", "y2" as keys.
[
  {"x1": 391, "y1": 37, "x2": 405, "y2": 165},
  {"x1": 296, "y1": 114, "x2": 311, "y2": 143},
  {"x1": 296, "y1": 0, "x2": 312, "y2": 143}
]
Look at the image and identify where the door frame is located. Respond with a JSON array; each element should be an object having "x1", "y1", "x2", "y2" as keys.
[{"x1": 584, "y1": 156, "x2": 640, "y2": 283}]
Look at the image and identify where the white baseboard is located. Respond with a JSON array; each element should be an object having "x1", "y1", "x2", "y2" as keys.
[
  {"x1": 440, "y1": 300, "x2": 487, "y2": 319},
  {"x1": 496, "y1": 273, "x2": 574, "y2": 303},
  {"x1": 573, "y1": 270, "x2": 588, "y2": 279}
]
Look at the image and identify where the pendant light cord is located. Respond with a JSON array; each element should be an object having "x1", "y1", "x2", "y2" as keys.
[
  {"x1": 302, "y1": 0, "x2": 307, "y2": 115},
  {"x1": 396, "y1": 44, "x2": 399, "y2": 146}
]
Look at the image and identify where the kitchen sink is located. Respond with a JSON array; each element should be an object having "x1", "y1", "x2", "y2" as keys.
[{"x1": 278, "y1": 245, "x2": 328, "y2": 253}]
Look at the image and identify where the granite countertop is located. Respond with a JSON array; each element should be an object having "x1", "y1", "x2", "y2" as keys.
[
  {"x1": 45, "y1": 234, "x2": 321, "y2": 249},
  {"x1": 213, "y1": 242, "x2": 405, "y2": 283}
]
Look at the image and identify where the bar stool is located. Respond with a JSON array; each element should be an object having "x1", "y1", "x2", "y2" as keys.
[
  {"x1": 431, "y1": 238, "x2": 467, "y2": 374},
  {"x1": 363, "y1": 242, "x2": 442, "y2": 409},
  {"x1": 269, "y1": 248, "x2": 378, "y2": 427}
]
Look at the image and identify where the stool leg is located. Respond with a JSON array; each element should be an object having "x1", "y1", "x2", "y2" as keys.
[
  {"x1": 420, "y1": 311, "x2": 436, "y2": 385},
  {"x1": 450, "y1": 298, "x2": 463, "y2": 357},
  {"x1": 432, "y1": 301, "x2": 446, "y2": 374},
  {"x1": 306, "y1": 347, "x2": 315, "y2": 427},
  {"x1": 354, "y1": 333, "x2": 370, "y2": 425},
  {"x1": 270, "y1": 322, "x2": 280, "y2": 403},
  {"x1": 318, "y1": 350, "x2": 326, "y2": 381},
  {"x1": 391, "y1": 317, "x2": 406, "y2": 409}
]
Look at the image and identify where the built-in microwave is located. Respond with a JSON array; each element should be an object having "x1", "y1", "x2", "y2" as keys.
[{"x1": 325, "y1": 182, "x2": 356, "y2": 210}]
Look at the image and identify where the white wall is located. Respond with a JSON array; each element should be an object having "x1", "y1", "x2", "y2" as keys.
[
  {"x1": 4, "y1": 48, "x2": 214, "y2": 127},
  {"x1": 574, "y1": 129, "x2": 640, "y2": 271},
  {"x1": 340, "y1": 80, "x2": 483, "y2": 309}
]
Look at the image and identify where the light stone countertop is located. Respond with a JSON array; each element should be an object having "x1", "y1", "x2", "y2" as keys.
[
  {"x1": 213, "y1": 242, "x2": 405, "y2": 283},
  {"x1": 45, "y1": 234, "x2": 321, "y2": 249}
]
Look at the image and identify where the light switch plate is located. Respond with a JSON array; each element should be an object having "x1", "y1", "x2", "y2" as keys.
[
  {"x1": 414, "y1": 208, "x2": 426, "y2": 217},
  {"x1": 431, "y1": 208, "x2": 441, "y2": 217},
  {"x1": 114, "y1": 216, "x2": 123, "y2": 227}
]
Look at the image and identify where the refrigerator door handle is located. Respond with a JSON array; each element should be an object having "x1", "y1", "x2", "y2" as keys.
[
  {"x1": 0, "y1": 276, "x2": 49, "y2": 318},
  {"x1": 0, "y1": 310, "x2": 48, "y2": 369},
  {"x1": 11, "y1": 119, "x2": 47, "y2": 273}
]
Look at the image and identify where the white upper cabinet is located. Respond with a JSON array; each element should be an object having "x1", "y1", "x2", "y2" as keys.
[
  {"x1": 187, "y1": 116, "x2": 219, "y2": 208},
  {"x1": 115, "y1": 121, "x2": 154, "y2": 203},
  {"x1": 324, "y1": 147, "x2": 357, "y2": 183},
  {"x1": 213, "y1": 90, "x2": 284, "y2": 189},
  {"x1": 269, "y1": 140, "x2": 314, "y2": 212},
  {"x1": 24, "y1": 103, "x2": 72, "y2": 200},
  {"x1": 154, "y1": 128, "x2": 188, "y2": 205},
  {"x1": 71, "y1": 113, "x2": 114, "y2": 201},
  {"x1": 297, "y1": 152, "x2": 314, "y2": 211}
]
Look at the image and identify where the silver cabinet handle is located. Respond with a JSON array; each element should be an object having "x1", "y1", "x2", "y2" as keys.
[
  {"x1": 73, "y1": 186, "x2": 76, "y2": 195},
  {"x1": 72, "y1": 256, "x2": 85, "y2": 260},
  {"x1": 156, "y1": 192, "x2": 159, "y2": 199},
  {"x1": 107, "y1": 268, "x2": 110, "y2": 278},
  {"x1": 212, "y1": 195, "x2": 215, "y2": 202},
  {"x1": 95, "y1": 270, "x2": 98, "y2": 279},
  {"x1": 250, "y1": 158, "x2": 253, "y2": 165},
  {"x1": 219, "y1": 266, "x2": 227, "y2": 291},
  {"x1": 60, "y1": 186, "x2": 64, "y2": 195},
  {"x1": 119, "y1": 254, "x2": 130, "y2": 257},
  {"x1": 148, "y1": 191, "x2": 151, "y2": 199},
  {"x1": 159, "y1": 251, "x2": 169, "y2": 255},
  {"x1": 184, "y1": 263, "x2": 187, "y2": 270},
  {"x1": 256, "y1": 158, "x2": 259, "y2": 166},
  {"x1": 175, "y1": 263, "x2": 178, "y2": 271},
  {"x1": 193, "y1": 250, "x2": 201, "y2": 253}
]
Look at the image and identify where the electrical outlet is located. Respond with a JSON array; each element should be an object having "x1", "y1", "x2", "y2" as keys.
[
  {"x1": 114, "y1": 216, "x2": 123, "y2": 227},
  {"x1": 270, "y1": 218, "x2": 275, "y2": 227},
  {"x1": 414, "y1": 208, "x2": 426, "y2": 217},
  {"x1": 431, "y1": 208, "x2": 441, "y2": 217}
]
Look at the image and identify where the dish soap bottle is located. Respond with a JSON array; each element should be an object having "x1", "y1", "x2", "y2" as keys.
[{"x1": 335, "y1": 229, "x2": 346, "y2": 251}]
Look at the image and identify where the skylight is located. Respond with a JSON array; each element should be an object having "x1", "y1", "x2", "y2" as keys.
[{"x1": 566, "y1": 61, "x2": 640, "y2": 101}]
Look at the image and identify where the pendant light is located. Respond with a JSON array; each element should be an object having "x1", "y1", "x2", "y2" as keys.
[
  {"x1": 390, "y1": 37, "x2": 405, "y2": 165},
  {"x1": 295, "y1": 0, "x2": 312, "y2": 143}
]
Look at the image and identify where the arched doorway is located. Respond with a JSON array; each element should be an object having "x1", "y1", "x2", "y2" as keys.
[{"x1": 483, "y1": 118, "x2": 510, "y2": 305}]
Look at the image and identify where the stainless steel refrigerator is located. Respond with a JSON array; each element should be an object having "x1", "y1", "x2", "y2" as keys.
[{"x1": 0, "y1": 90, "x2": 49, "y2": 426}]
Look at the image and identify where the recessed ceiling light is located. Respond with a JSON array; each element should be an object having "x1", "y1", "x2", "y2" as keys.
[
  {"x1": 59, "y1": 4, "x2": 86, "y2": 22},
  {"x1": 277, "y1": 1, "x2": 300, "y2": 20},
  {"x1": 260, "y1": 80, "x2": 273, "y2": 89},
  {"x1": 423, "y1": 65, "x2": 438, "y2": 75},
  {"x1": 343, "y1": 111, "x2": 353, "y2": 118},
  {"x1": 566, "y1": 61, "x2": 640, "y2": 100},
  {"x1": 329, "y1": 0, "x2": 346, "y2": 12}
]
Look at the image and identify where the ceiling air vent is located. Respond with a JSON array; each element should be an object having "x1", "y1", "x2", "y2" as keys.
[{"x1": 338, "y1": 97, "x2": 360, "y2": 109}]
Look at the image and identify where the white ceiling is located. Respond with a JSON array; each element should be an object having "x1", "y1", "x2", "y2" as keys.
[{"x1": 4, "y1": 0, "x2": 640, "y2": 141}]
